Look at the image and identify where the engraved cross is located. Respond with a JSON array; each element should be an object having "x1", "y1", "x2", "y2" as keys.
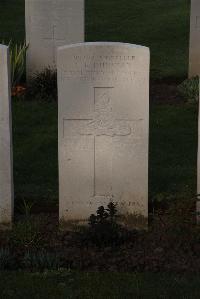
[
  {"x1": 64, "y1": 87, "x2": 142, "y2": 198},
  {"x1": 44, "y1": 24, "x2": 66, "y2": 64}
]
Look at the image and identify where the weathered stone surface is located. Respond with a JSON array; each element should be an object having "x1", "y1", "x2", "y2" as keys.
[
  {"x1": 197, "y1": 78, "x2": 200, "y2": 222},
  {"x1": 189, "y1": 0, "x2": 200, "y2": 77},
  {"x1": 58, "y1": 42, "x2": 149, "y2": 227},
  {"x1": 0, "y1": 45, "x2": 13, "y2": 227},
  {"x1": 25, "y1": 0, "x2": 84, "y2": 76}
]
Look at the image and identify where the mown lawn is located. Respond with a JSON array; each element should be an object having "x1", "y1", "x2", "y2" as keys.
[
  {"x1": 1, "y1": 271, "x2": 200, "y2": 299},
  {"x1": 0, "y1": 0, "x2": 190, "y2": 79}
]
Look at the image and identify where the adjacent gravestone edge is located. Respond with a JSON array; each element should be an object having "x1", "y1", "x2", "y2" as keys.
[
  {"x1": 0, "y1": 44, "x2": 14, "y2": 229},
  {"x1": 197, "y1": 76, "x2": 200, "y2": 223}
]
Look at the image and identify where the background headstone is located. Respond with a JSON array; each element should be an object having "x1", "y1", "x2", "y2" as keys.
[
  {"x1": 26, "y1": 0, "x2": 84, "y2": 76},
  {"x1": 58, "y1": 42, "x2": 149, "y2": 227},
  {"x1": 0, "y1": 45, "x2": 13, "y2": 227},
  {"x1": 189, "y1": 0, "x2": 200, "y2": 77}
]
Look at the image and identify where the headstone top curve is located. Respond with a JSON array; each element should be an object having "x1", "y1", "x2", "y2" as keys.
[
  {"x1": 58, "y1": 42, "x2": 149, "y2": 52},
  {"x1": 0, "y1": 44, "x2": 8, "y2": 50}
]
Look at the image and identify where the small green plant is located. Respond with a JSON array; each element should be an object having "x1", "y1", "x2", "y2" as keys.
[
  {"x1": 18, "y1": 198, "x2": 35, "y2": 219},
  {"x1": 87, "y1": 202, "x2": 123, "y2": 247},
  {"x1": 26, "y1": 68, "x2": 57, "y2": 102},
  {"x1": 0, "y1": 248, "x2": 14, "y2": 270},
  {"x1": 1, "y1": 40, "x2": 28, "y2": 88},
  {"x1": 23, "y1": 250, "x2": 61, "y2": 271},
  {"x1": 177, "y1": 76, "x2": 199, "y2": 102},
  {"x1": 89, "y1": 202, "x2": 118, "y2": 226},
  {"x1": 9, "y1": 41, "x2": 28, "y2": 87}
]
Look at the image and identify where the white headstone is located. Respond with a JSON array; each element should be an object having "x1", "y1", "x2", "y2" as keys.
[
  {"x1": 197, "y1": 77, "x2": 200, "y2": 222},
  {"x1": 25, "y1": 0, "x2": 84, "y2": 76},
  {"x1": 58, "y1": 43, "x2": 149, "y2": 227},
  {"x1": 189, "y1": 0, "x2": 200, "y2": 77},
  {"x1": 0, "y1": 45, "x2": 13, "y2": 227}
]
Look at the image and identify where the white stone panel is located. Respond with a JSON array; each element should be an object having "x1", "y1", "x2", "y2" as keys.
[{"x1": 58, "y1": 42, "x2": 149, "y2": 226}]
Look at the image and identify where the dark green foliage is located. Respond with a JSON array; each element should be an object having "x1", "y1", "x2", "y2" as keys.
[
  {"x1": 87, "y1": 203, "x2": 125, "y2": 247},
  {"x1": 23, "y1": 250, "x2": 61, "y2": 271},
  {"x1": 178, "y1": 76, "x2": 199, "y2": 102},
  {"x1": 26, "y1": 68, "x2": 57, "y2": 102}
]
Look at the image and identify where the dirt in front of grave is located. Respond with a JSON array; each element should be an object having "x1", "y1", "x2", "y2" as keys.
[{"x1": 1, "y1": 198, "x2": 200, "y2": 273}]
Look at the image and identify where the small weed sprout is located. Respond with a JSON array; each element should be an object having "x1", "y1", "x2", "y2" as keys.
[{"x1": 18, "y1": 198, "x2": 35, "y2": 219}]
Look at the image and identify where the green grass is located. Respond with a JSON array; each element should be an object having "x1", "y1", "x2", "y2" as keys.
[
  {"x1": 13, "y1": 101, "x2": 198, "y2": 205},
  {"x1": 0, "y1": 0, "x2": 190, "y2": 79},
  {"x1": 0, "y1": 0, "x2": 25, "y2": 43},
  {"x1": 86, "y1": 0, "x2": 190, "y2": 79},
  {"x1": 1, "y1": 271, "x2": 200, "y2": 298},
  {"x1": 149, "y1": 103, "x2": 198, "y2": 199},
  {"x1": 13, "y1": 101, "x2": 58, "y2": 204}
]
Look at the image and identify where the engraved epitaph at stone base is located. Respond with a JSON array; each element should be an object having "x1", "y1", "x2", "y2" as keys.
[
  {"x1": 189, "y1": 0, "x2": 200, "y2": 77},
  {"x1": 0, "y1": 45, "x2": 14, "y2": 227},
  {"x1": 58, "y1": 42, "x2": 149, "y2": 228},
  {"x1": 25, "y1": 0, "x2": 84, "y2": 76}
]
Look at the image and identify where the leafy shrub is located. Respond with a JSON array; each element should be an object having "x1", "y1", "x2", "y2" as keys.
[
  {"x1": 177, "y1": 76, "x2": 199, "y2": 102},
  {"x1": 23, "y1": 250, "x2": 61, "y2": 271},
  {"x1": 26, "y1": 68, "x2": 57, "y2": 101},
  {"x1": 0, "y1": 248, "x2": 14, "y2": 270},
  {"x1": 85, "y1": 202, "x2": 124, "y2": 247}
]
